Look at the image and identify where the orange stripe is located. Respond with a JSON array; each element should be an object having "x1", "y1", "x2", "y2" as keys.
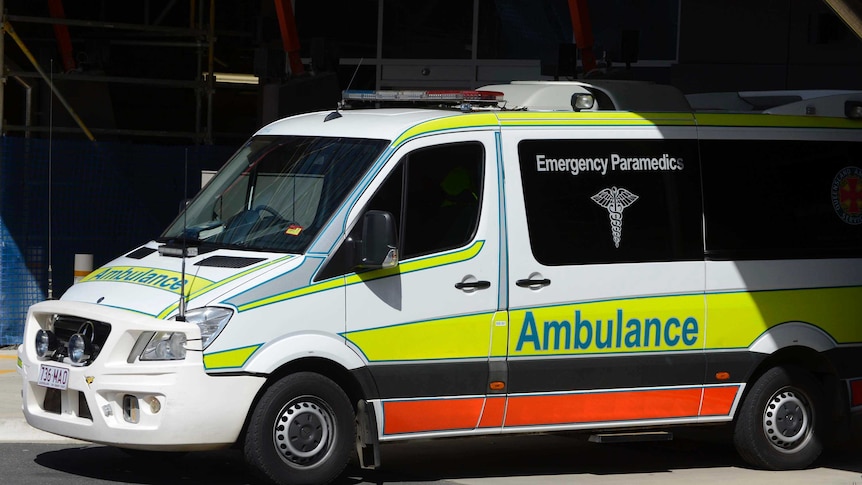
[
  {"x1": 382, "y1": 386, "x2": 740, "y2": 434},
  {"x1": 505, "y1": 388, "x2": 707, "y2": 426},
  {"x1": 700, "y1": 386, "x2": 740, "y2": 416},
  {"x1": 851, "y1": 379, "x2": 862, "y2": 407},
  {"x1": 383, "y1": 398, "x2": 484, "y2": 434},
  {"x1": 478, "y1": 396, "x2": 506, "y2": 428}
]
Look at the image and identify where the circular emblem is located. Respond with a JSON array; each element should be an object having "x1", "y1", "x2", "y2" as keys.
[{"x1": 831, "y1": 166, "x2": 862, "y2": 225}]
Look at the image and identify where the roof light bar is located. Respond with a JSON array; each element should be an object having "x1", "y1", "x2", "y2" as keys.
[{"x1": 342, "y1": 89, "x2": 504, "y2": 104}]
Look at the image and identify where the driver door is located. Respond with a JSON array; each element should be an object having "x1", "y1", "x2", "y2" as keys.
[{"x1": 342, "y1": 132, "x2": 503, "y2": 437}]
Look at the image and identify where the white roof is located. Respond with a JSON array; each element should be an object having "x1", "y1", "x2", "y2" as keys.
[
  {"x1": 254, "y1": 108, "x2": 464, "y2": 140},
  {"x1": 479, "y1": 80, "x2": 692, "y2": 111}
]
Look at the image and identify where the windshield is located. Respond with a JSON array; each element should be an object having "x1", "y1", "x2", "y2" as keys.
[{"x1": 162, "y1": 135, "x2": 388, "y2": 253}]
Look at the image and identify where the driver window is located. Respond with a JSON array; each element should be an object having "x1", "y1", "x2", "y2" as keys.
[
  {"x1": 400, "y1": 142, "x2": 483, "y2": 258},
  {"x1": 316, "y1": 141, "x2": 484, "y2": 280}
]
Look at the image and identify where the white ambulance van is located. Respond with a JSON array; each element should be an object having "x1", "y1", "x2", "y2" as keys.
[{"x1": 18, "y1": 80, "x2": 862, "y2": 485}]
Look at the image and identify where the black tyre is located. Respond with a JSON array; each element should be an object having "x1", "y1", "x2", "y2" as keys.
[
  {"x1": 244, "y1": 372, "x2": 354, "y2": 485},
  {"x1": 733, "y1": 365, "x2": 825, "y2": 470}
]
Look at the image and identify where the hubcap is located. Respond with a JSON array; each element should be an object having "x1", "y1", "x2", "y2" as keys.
[
  {"x1": 273, "y1": 397, "x2": 336, "y2": 466},
  {"x1": 762, "y1": 387, "x2": 811, "y2": 451}
]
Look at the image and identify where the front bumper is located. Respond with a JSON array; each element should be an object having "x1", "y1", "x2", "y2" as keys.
[{"x1": 19, "y1": 300, "x2": 265, "y2": 450}]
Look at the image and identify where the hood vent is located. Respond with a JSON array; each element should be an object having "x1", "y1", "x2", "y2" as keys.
[
  {"x1": 125, "y1": 247, "x2": 157, "y2": 260},
  {"x1": 194, "y1": 255, "x2": 266, "y2": 268}
]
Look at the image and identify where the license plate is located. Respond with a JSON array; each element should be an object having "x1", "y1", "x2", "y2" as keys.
[{"x1": 38, "y1": 364, "x2": 69, "y2": 390}]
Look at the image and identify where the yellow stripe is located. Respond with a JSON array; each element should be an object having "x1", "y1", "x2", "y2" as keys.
[
  {"x1": 695, "y1": 113, "x2": 861, "y2": 129},
  {"x1": 236, "y1": 241, "x2": 484, "y2": 312},
  {"x1": 157, "y1": 255, "x2": 294, "y2": 319},
  {"x1": 497, "y1": 111, "x2": 696, "y2": 126},
  {"x1": 393, "y1": 113, "x2": 499, "y2": 147},
  {"x1": 203, "y1": 344, "x2": 261, "y2": 370},
  {"x1": 706, "y1": 286, "x2": 862, "y2": 349},
  {"x1": 345, "y1": 313, "x2": 496, "y2": 361}
]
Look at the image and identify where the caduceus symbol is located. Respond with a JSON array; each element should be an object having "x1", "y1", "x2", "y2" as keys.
[{"x1": 591, "y1": 186, "x2": 639, "y2": 248}]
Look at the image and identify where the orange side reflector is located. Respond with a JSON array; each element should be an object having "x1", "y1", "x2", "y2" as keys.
[
  {"x1": 715, "y1": 371, "x2": 731, "y2": 381},
  {"x1": 489, "y1": 381, "x2": 505, "y2": 391}
]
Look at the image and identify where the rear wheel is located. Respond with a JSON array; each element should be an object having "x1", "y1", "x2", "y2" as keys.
[
  {"x1": 733, "y1": 365, "x2": 825, "y2": 470},
  {"x1": 244, "y1": 372, "x2": 354, "y2": 485}
]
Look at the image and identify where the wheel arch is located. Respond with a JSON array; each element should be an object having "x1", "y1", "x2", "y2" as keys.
[
  {"x1": 739, "y1": 323, "x2": 848, "y2": 444},
  {"x1": 236, "y1": 333, "x2": 379, "y2": 448}
]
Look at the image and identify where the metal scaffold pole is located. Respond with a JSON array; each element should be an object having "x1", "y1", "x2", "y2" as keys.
[{"x1": 2, "y1": 20, "x2": 95, "y2": 141}]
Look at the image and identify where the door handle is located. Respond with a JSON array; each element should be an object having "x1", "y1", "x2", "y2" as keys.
[
  {"x1": 516, "y1": 278, "x2": 551, "y2": 288},
  {"x1": 454, "y1": 280, "x2": 491, "y2": 290}
]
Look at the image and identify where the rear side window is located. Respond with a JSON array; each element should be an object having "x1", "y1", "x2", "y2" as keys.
[
  {"x1": 701, "y1": 139, "x2": 862, "y2": 259},
  {"x1": 518, "y1": 139, "x2": 703, "y2": 265}
]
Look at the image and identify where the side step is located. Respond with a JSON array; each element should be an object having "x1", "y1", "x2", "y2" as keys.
[{"x1": 588, "y1": 431, "x2": 674, "y2": 443}]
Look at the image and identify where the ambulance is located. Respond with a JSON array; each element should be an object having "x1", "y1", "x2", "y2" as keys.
[{"x1": 17, "y1": 80, "x2": 862, "y2": 485}]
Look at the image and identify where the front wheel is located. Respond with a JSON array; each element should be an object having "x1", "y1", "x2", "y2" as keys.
[
  {"x1": 733, "y1": 365, "x2": 825, "y2": 470},
  {"x1": 244, "y1": 373, "x2": 355, "y2": 485}
]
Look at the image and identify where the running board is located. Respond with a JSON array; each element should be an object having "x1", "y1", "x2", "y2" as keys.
[{"x1": 588, "y1": 431, "x2": 674, "y2": 443}]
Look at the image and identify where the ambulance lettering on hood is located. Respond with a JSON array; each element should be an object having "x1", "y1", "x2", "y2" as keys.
[
  {"x1": 80, "y1": 266, "x2": 214, "y2": 294},
  {"x1": 536, "y1": 153, "x2": 685, "y2": 175}
]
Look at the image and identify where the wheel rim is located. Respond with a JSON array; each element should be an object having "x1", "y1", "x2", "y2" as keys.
[
  {"x1": 761, "y1": 386, "x2": 812, "y2": 452},
  {"x1": 272, "y1": 396, "x2": 336, "y2": 467}
]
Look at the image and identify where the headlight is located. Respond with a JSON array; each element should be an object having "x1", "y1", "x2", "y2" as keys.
[
  {"x1": 175, "y1": 307, "x2": 233, "y2": 350},
  {"x1": 140, "y1": 332, "x2": 188, "y2": 361}
]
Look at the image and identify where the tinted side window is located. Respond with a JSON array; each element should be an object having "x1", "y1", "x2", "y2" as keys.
[
  {"x1": 518, "y1": 139, "x2": 703, "y2": 265},
  {"x1": 318, "y1": 142, "x2": 484, "y2": 280},
  {"x1": 400, "y1": 143, "x2": 483, "y2": 258},
  {"x1": 701, "y1": 140, "x2": 862, "y2": 259}
]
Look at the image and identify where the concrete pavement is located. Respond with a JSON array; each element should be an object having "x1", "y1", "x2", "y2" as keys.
[{"x1": 0, "y1": 346, "x2": 83, "y2": 443}]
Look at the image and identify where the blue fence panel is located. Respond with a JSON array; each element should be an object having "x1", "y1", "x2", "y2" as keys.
[{"x1": 0, "y1": 136, "x2": 238, "y2": 346}]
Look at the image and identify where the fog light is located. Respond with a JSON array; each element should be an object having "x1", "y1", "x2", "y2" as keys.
[
  {"x1": 144, "y1": 395, "x2": 162, "y2": 414},
  {"x1": 35, "y1": 329, "x2": 57, "y2": 359},
  {"x1": 102, "y1": 404, "x2": 113, "y2": 417},
  {"x1": 123, "y1": 395, "x2": 140, "y2": 424},
  {"x1": 68, "y1": 333, "x2": 92, "y2": 364}
]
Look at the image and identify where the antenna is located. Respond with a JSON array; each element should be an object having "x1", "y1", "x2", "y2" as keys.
[
  {"x1": 341, "y1": 58, "x2": 364, "y2": 109},
  {"x1": 326, "y1": 58, "x2": 363, "y2": 122},
  {"x1": 47, "y1": 60, "x2": 54, "y2": 300},
  {"x1": 345, "y1": 58, "x2": 363, "y2": 94},
  {"x1": 177, "y1": 148, "x2": 189, "y2": 321}
]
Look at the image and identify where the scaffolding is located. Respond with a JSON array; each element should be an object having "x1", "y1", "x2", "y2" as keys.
[{"x1": 0, "y1": 0, "x2": 232, "y2": 144}]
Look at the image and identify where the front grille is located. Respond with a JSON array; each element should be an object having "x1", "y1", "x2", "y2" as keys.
[{"x1": 42, "y1": 315, "x2": 111, "y2": 365}]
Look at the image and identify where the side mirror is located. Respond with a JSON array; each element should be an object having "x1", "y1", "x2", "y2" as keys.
[
  {"x1": 178, "y1": 198, "x2": 192, "y2": 214},
  {"x1": 358, "y1": 210, "x2": 398, "y2": 269}
]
